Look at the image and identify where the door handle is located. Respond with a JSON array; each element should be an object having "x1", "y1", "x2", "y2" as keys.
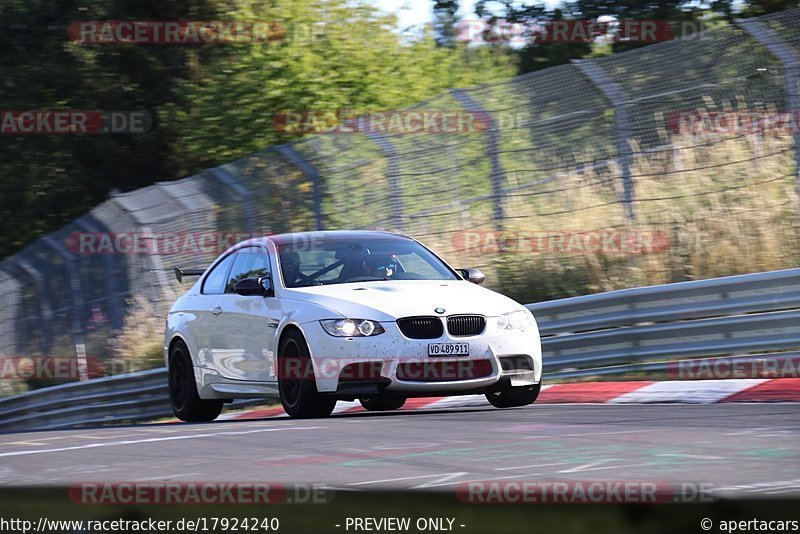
[{"x1": 210, "y1": 306, "x2": 223, "y2": 316}]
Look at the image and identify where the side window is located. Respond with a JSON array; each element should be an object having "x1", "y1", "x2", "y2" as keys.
[
  {"x1": 202, "y1": 253, "x2": 236, "y2": 295},
  {"x1": 226, "y1": 246, "x2": 271, "y2": 293}
]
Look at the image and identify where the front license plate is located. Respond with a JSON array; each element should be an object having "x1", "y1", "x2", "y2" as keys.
[{"x1": 428, "y1": 342, "x2": 469, "y2": 357}]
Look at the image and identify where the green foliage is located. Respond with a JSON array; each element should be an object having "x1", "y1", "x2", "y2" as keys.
[
  {"x1": 171, "y1": 0, "x2": 514, "y2": 167},
  {"x1": 0, "y1": 0, "x2": 230, "y2": 257},
  {"x1": 729, "y1": 0, "x2": 800, "y2": 17},
  {"x1": 433, "y1": 0, "x2": 460, "y2": 46},
  {"x1": 471, "y1": 0, "x2": 798, "y2": 74},
  {"x1": 0, "y1": 0, "x2": 514, "y2": 259}
]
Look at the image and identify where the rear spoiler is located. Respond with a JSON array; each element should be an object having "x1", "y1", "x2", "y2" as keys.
[{"x1": 174, "y1": 267, "x2": 206, "y2": 283}]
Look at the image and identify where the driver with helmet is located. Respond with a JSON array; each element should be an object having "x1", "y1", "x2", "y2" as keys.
[
  {"x1": 363, "y1": 254, "x2": 400, "y2": 279},
  {"x1": 280, "y1": 249, "x2": 303, "y2": 287}
]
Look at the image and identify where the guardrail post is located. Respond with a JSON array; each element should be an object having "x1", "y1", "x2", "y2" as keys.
[
  {"x1": 275, "y1": 144, "x2": 324, "y2": 230},
  {"x1": 736, "y1": 18, "x2": 800, "y2": 207},
  {"x1": 451, "y1": 89, "x2": 505, "y2": 233},
  {"x1": 573, "y1": 59, "x2": 636, "y2": 220},
  {"x1": 364, "y1": 132, "x2": 404, "y2": 231},
  {"x1": 42, "y1": 235, "x2": 88, "y2": 381},
  {"x1": 210, "y1": 166, "x2": 257, "y2": 233}
]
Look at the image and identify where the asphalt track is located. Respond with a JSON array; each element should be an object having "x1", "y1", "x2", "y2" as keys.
[{"x1": 0, "y1": 404, "x2": 799, "y2": 497}]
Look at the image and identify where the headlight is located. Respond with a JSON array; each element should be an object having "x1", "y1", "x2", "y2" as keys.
[
  {"x1": 320, "y1": 319, "x2": 385, "y2": 337},
  {"x1": 496, "y1": 310, "x2": 533, "y2": 330}
]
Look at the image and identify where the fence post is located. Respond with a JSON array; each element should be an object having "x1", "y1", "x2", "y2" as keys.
[
  {"x1": 275, "y1": 144, "x2": 324, "y2": 230},
  {"x1": 157, "y1": 184, "x2": 206, "y2": 266},
  {"x1": 736, "y1": 18, "x2": 800, "y2": 205},
  {"x1": 450, "y1": 89, "x2": 505, "y2": 233},
  {"x1": 0, "y1": 269, "x2": 21, "y2": 356},
  {"x1": 6, "y1": 255, "x2": 52, "y2": 353},
  {"x1": 106, "y1": 197, "x2": 171, "y2": 308},
  {"x1": 364, "y1": 132, "x2": 404, "y2": 231},
  {"x1": 75, "y1": 217, "x2": 123, "y2": 330},
  {"x1": 42, "y1": 235, "x2": 88, "y2": 381},
  {"x1": 573, "y1": 59, "x2": 636, "y2": 220},
  {"x1": 210, "y1": 166, "x2": 257, "y2": 233}
]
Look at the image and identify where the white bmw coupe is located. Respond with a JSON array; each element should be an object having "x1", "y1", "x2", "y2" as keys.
[{"x1": 165, "y1": 231, "x2": 542, "y2": 420}]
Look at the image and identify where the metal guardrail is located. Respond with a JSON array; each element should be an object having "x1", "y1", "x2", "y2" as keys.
[
  {"x1": 527, "y1": 267, "x2": 800, "y2": 372},
  {"x1": 528, "y1": 267, "x2": 800, "y2": 335},
  {"x1": 0, "y1": 369, "x2": 169, "y2": 432},
  {"x1": 0, "y1": 369, "x2": 263, "y2": 433},
  {"x1": 2, "y1": 267, "x2": 800, "y2": 433},
  {"x1": 545, "y1": 352, "x2": 800, "y2": 381}
]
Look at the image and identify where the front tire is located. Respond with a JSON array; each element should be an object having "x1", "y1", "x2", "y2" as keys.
[
  {"x1": 169, "y1": 340, "x2": 223, "y2": 422},
  {"x1": 359, "y1": 396, "x2": 406, "y2": 412},
  {"x1": 486, "y1": 382, "x2": 541, "y2": 408},
  {"x1": 278, "y1": 330, "x2": 337, "y2": 418}
]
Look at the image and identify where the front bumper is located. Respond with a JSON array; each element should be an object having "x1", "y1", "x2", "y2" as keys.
[{"x1": 300, "y1": 319, "x2": 542, "y2": 396}]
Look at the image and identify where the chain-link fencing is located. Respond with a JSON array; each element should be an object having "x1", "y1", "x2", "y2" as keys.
[{"x1": 1, "y1": 10, "x2": 799, "y2": 390}]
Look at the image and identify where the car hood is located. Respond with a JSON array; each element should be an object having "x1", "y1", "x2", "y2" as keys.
[{"x1": 282, "y1": 280, "x2": 522, "y2": 321}]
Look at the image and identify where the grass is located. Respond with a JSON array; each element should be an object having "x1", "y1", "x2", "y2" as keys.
[{"x1": 424, "y1": 130, "x2": 799, "y2": 304}]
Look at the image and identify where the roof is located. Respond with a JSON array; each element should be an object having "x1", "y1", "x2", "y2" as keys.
[{"x1": 241, "y1": 230, "x2": 411, "y2": 247}]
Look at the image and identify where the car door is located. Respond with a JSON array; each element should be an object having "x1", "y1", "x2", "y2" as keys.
[
  {"x1": 191, "y1": 251, "x2": 237, "y2": 371},
  {"x1": 208, "y1": 245, "x2": 277, "y2": 382}
]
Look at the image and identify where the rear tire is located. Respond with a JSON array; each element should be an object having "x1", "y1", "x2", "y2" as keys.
[
  {"x1": 359, "y1": 396, "x2": 406, "y2": 412},
  {"x1": 486, "y1": 381, "x2": 541, "y2": 408},
  {"x1": 278, "y1": 330, "x2": 337, "y2": 418},
  {"x1": 169, "y1": 340, "x2": 223, "y2": 422}
]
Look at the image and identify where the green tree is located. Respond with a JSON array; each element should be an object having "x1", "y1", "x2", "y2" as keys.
[
  {"x1": 433, "y1": 0, "x2": 460, "y2": 47},
  {"x1": 171, "y1": 0, "x2": 514, "y2": 166},
  {"x1": 474, "y1": 1, "x2": 593, "y2": 73},
  {"x1": 469, "y1": 0, "x2": 790, "y2": 74},
  {"x1": 0, "y1": 0, "x2": 228, "y2": 257},
  {"x1": 738, "y1": 0, "x2": 800, "y2": 16},
  {"x1": 0, "y1": 0, "x2": 514, "y2": 258}
]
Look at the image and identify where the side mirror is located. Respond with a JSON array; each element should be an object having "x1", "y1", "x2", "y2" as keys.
[
  {"x1": 457, "y1": 268, "x2": 486, "y2": 285},
  {"x1": 233, "y1": 275, "x2": 274, "y2": 297}
]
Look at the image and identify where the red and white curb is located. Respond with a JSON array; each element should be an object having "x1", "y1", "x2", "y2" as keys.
[{"x1": 220, "y1": 378, "x2": 800, "y2": 420}]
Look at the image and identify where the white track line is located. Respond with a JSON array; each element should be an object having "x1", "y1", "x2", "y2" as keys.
[
  {"x1": 0, "y1": 426, "x2": 323, "y2": 458},
  {"x1": 349, "y1": 472, "x2": 469, "y2": 487}
]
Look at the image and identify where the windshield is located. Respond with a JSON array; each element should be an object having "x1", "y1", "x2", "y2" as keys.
[{"x1": 277, "y1": 237, "x2": 458, "y2": 288}]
